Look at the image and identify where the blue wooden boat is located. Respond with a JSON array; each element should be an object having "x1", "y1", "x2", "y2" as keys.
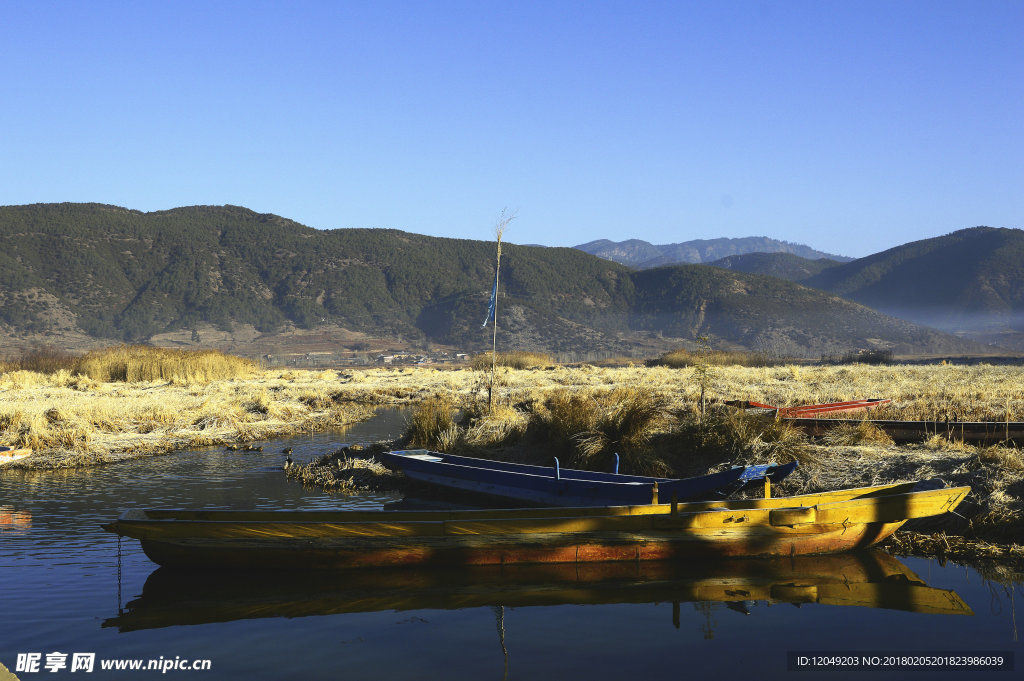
[{"x1": 377, "y1": 450, "x2": 797, "y2": 506}]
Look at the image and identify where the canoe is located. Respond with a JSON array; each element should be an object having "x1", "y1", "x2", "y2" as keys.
[
  {"x1": 784, "y1": 418, "x2": 1024, "y2": 444},
  {"x1": 378, "y1": 449, "x2": 798, "y2": 506},
  {"x1": 0, "y1": 447, "x2": 31, "y2": 465},
  {"x1": 102, "y1": 549, "x2": 970, "y2": 631},
  {"x1": 727, "y1": 398, "x2": 890, "y2": 417},
  {"x1": 103, "y1": 480, "x2": 969, "y2": 570}
]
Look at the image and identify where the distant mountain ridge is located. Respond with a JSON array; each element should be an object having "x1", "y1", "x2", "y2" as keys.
[
  {"x1": 802, "y1": 227, "x2": 1024, "y2": 347},
  {"x1": 575, "y1": 236, "x2": 851, "y2": 269},
  {"x1": 0, "y1": 203, "x2": 999, "y2": 357},
  {"x1": 703, "y1": 226, "x2": 1024, "y2": 350}
]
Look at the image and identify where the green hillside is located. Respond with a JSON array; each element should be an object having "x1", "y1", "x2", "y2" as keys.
[
  {"x1": 805, "y1": 227, "x2": 1024, "y2": 334},
  {"x1": 0, "y1": 203, "x2": 636, "y2": 350},
  {"x1": 628, "y1": 265, "x2": 971, "y2": 357},
  {"x1": 0, "y1": 203, "x2": 986, "y2": 357},
  {"x1": 708, "y1": 252, "x2": 841, "y2": 281}
]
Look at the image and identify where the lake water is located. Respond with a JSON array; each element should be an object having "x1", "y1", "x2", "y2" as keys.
[{"x1": 1, "y1": 409, "x2": 1021, "y2": 680}]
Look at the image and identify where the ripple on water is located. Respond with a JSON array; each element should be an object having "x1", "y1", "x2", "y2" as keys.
[{"x1": 1, "y1": 408, "x2": 1021, "y2": 681}]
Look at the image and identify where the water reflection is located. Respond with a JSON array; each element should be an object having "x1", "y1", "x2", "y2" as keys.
[
  {"x1": 104, "y1": 549, "x2": 970, "y2": 632},
  {"x1": 0, "y1": 505, "x2": 31, "y2": 534},
  {"x1": 5, "y1": 407, "x2": 1022, "y2": 681}
]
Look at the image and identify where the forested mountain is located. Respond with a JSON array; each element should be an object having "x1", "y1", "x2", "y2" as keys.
[
  {"x1": 576, "y1": 236, "x2": 850, "y2": 268},
  {"x1": 802, "y1": 227, "x2": 1024, "y2": 348},
  {"x1": 0, "y1": 203, "x2": 636, "y2": 349},
  {"x1": 0, "y1": 203, "x2": 987, "y2": 357},
  {"x1": 707, "y1": 252, "x2": 841, "y2": 281},
  {"x1": 626, "y1": 265, "x2": 971, "y2": 357}
]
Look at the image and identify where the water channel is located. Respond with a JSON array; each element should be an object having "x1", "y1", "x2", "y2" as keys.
[{"x1": 1, "y1": 409, "x2": 1021, "y2": 680}]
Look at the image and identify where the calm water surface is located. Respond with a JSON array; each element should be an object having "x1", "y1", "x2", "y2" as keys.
[{"x1": 1, "y1": 409, "x2": 1021, "y2": 680}]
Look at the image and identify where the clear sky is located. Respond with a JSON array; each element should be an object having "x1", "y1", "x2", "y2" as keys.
[{"x1": 2, "y1": 1, "x2": 1020, "y2": 257}]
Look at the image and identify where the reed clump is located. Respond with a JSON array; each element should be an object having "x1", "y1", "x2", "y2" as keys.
[
  {"x1": 461, "y1": 404, "x2": 531, "y2": 448},
  {"x1": 285, "y1": 444, "x2": 402, "y2": 494},
  {"x1": 663, "y1": 408, "x2": 810, "y2": 476},
  {"x1": 404, "y1": 395, "x2": 459, "y2": 449},
  {"x1": 535, "y1": 390, "x2": 596, "y2": 445},
  {"x1": 397, "y1": 385, "x2": 673, "y2": 474},
  {"x1": 530, "y1": 386, "x2": 670, "y2": 474},
  {"x1": 764, "y1": 431, "x2": 1024, "y2": 543},
  {"x1": 76, "y1": 345, "x2": 259, "y2": 383},
  {"x1": 821, "y1": 421, "x2": 895, "y2": 446},
  {"x1": 975, "y1": 444, "x2": 1024, "y2": 472},
  {"x1": 0, "y1": 346, "x2": 79, "y2": 374}
]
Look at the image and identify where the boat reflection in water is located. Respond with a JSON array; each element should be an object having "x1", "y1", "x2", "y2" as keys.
[
  {"x1": 0, "y1": 505, "x2": 31, "y2": 534},
  {"x1": 104, "y1": 549, "x2": 970, "y2": 632}
]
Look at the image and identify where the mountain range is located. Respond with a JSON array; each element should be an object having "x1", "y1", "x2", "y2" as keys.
[
  {"x1": 0, "y1": 203, "x2": 1017, "y2": 358},
  {"x1": 706, "y1": 227, "x2": 1024, "y2": 350},
  {"x1": 575, "y1": 236, "x2": 851, "y2": 268}
]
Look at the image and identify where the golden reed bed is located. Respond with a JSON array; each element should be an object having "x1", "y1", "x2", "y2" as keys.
[
  {"x1": 2, "y1": 358, "x2": 1023, "y2": 544},
  {"x1": 3, "y1": 361, "x2": 1024, "y2": 466}
]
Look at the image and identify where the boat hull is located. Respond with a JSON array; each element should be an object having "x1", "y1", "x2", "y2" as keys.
[
  {"x1": 107, "y1": 483, "x2": 970, "y2": 570},
  {"x1": 727, "y1": 398, "x2": 890, "y2": 417},
  {"x1": 379, "y1": 450, "x2": 797, "y2": 506},
  {"x1": 785, "y1": 418, "x2": 1024, "y2": 444},
  {"x1": 0, "y1": 447, "x2": 31, "y2": 465},
  {"x1": 137, "y1": 520, "x2": 909, "y2": 570}
]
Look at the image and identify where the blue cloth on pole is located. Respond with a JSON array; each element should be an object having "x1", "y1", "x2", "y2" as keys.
[{"x1": 482, "y1": 271, "x2": 497, "y2": 327}]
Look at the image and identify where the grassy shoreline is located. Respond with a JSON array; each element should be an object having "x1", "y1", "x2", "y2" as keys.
[
  {"x1": 3, "y1": 360, "x2": 1023, "y2": 552},
  {"x1": 0, "y1": 367, "x2": 378, "y2": 469}
]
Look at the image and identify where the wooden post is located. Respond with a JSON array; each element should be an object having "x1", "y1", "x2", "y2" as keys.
[
  {"x1": 488, "y1": 231, "x2": 502, "y2": 410},
  {"x1": 486, "y1": 210, "x2": 513, "y2": 411}
]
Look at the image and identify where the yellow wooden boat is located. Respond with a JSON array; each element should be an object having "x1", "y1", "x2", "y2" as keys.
[
  {"x1": 104, "y1": 480, "x2": 969, "y2": 569},
  {"x1": 0, "y1": 446, "x2": 31, "y2": 465},
  {"x1": 102, "y1": 549, "x2": 970, "y2": 631}
]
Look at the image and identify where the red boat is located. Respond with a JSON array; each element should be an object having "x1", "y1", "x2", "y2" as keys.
[{"x1": 727, "y1": 398, "x2": 891, "y2": 417}]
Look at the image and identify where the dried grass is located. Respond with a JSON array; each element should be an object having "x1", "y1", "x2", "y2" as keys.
[
  {"x1": 0, "y1": 369, "x2": 375, "y2": 469},
  {"x1": 285, "y1": 444, "x2": 402, "y2": 494},
  {"x1": 471, "y1": 351, "x2": 554, "y2": 370},
  {"x1": 650, "y1": 348, "x2": 774, "y2": 368},
  {"x1": 662, "y1": 408, "x2": 811, "y2": 476},
  {"x1": 404, "y1": 395, "x2": 459, "y2": 449},
  {"x1": 5, "y1": 361, "x2": 1024, "y2": 543},
  {"x1": 532, "y1": 386, "x2": 670, "y2": 474},
  {"x1": 885, "y1": 532, "x2": 1024, "y2": 571},
  {"x1": 76, "y1": 345, "x2": 259, "y2": 384},
  {"x1": 976, "y1": 444, "x2": 1024, "y2": 472},
  {"x1": 821, "y1": 420, "x2": 895, "y2": 446},
  {"x1": 461, "y1": 404, "x2": 530, "y2": 448}
]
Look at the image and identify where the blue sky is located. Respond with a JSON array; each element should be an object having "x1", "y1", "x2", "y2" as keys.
[{"x1": 2, "y1": 1, "x2": 1020, "y2": 257}]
